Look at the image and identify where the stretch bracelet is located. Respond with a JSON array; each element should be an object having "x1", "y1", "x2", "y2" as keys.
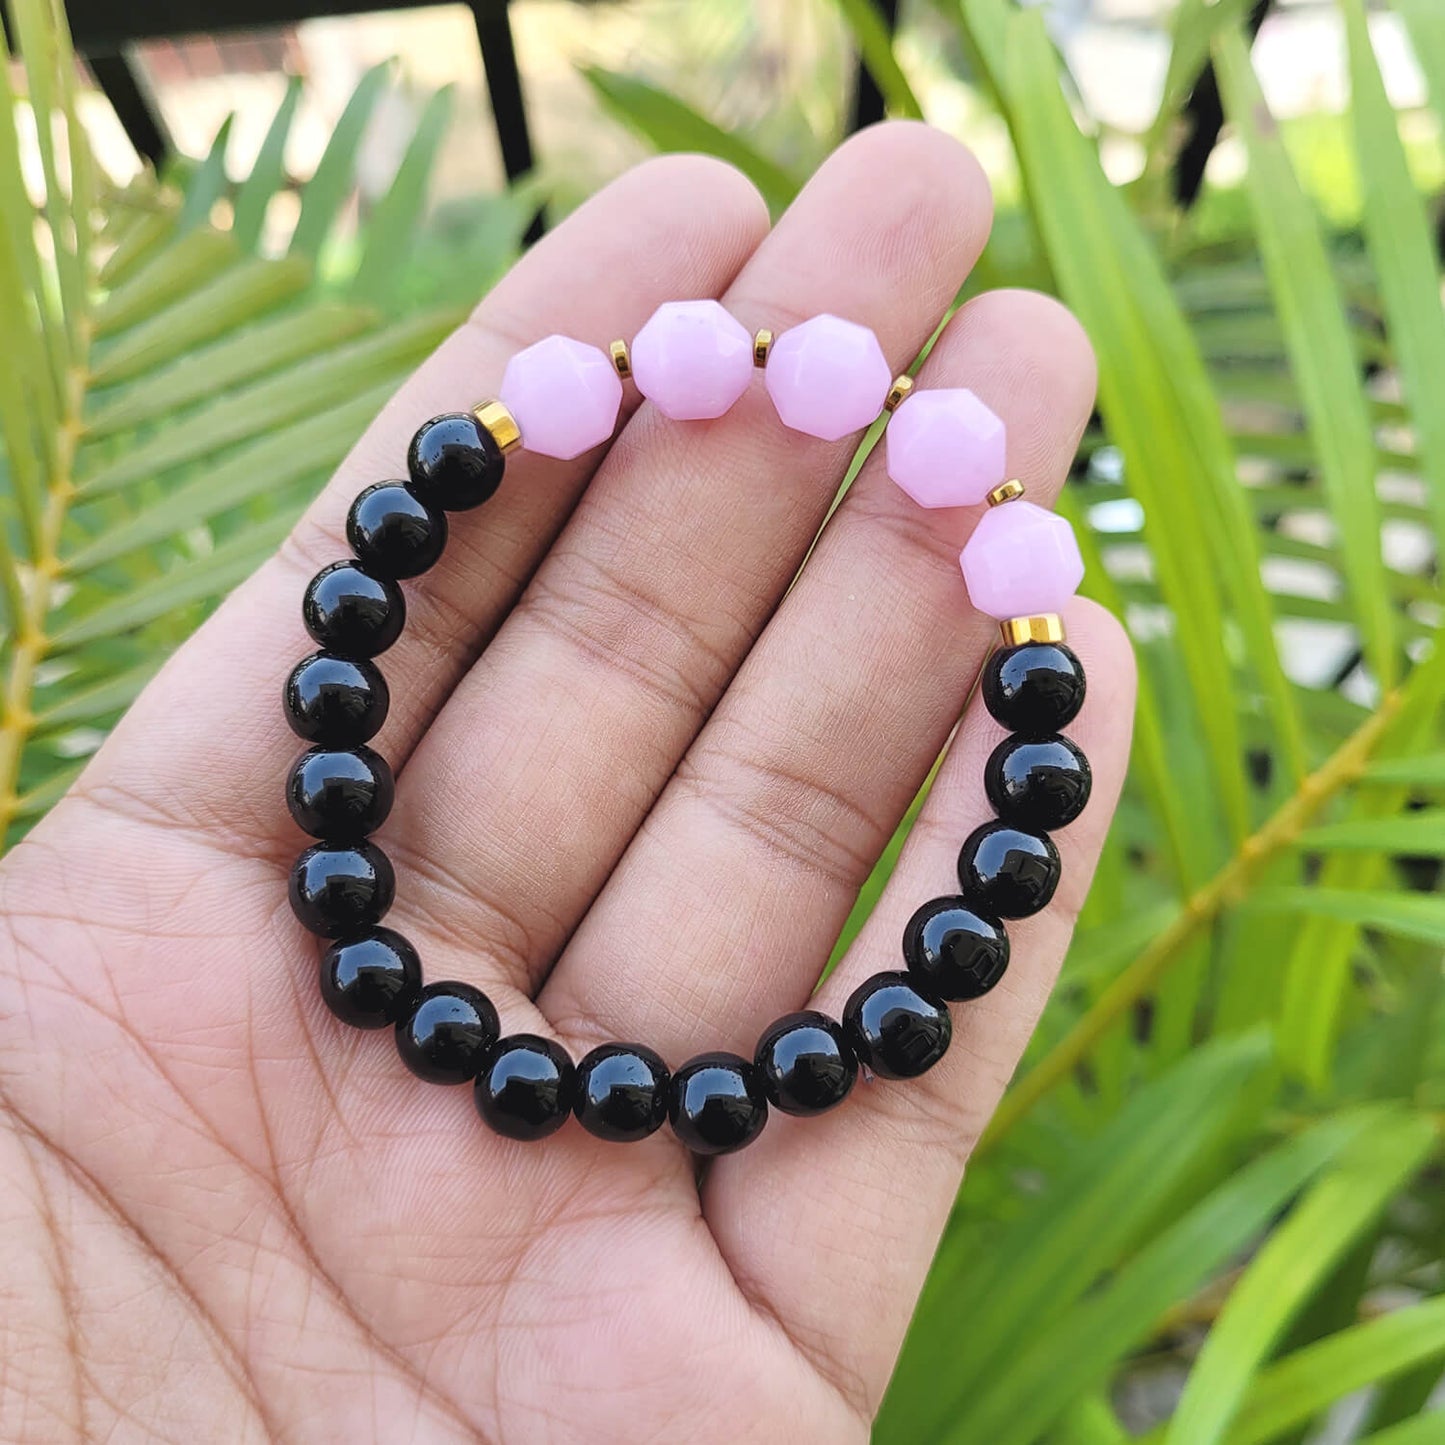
[{"x1": 282, "y1": 303, "x2": 1091, "y2": 1156}]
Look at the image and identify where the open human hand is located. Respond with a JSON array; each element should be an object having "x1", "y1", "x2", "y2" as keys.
[{"x1": 0, "y1": 123, "x2": 1135, "y2": 1443}]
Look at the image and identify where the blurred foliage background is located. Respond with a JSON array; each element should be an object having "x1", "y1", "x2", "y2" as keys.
[{"x1": 4, "y1": 0, "x2": 1445, "y2": 1439}]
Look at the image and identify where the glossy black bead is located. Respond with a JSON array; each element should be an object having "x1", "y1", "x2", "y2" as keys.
[
  {"x1": 407, "y1": 413, "x2": 505, "y2": 511},
  {"x1": 396, "y1": 981, "x2": 500, "y2": 1084},
  {"x1": 285, "y1": 745, "x2": 394, "y2": 841},
  {"x1": 668, "y1": 1052, "x2": 769, "y2": 1156},
  {"x1": 347, "y1": 481, "x2": 448, "y2": 580},
  {"x1": 475, "y1": 1035, "x2": 576, "y2": 1141},
  {"x1": 754, "y1": 1011, "x2": 857, "y2": 1116},
  {"x1": 984, "y1": 733, "x2": 1092, "y2": 832},
  {"x1": 302, "y1": 560, "x2": 405, "y2": 660},
  {"x1": 842, "y1": 972, "x2": 952, "y2": 1080},
  {"x1": 573, "y1": 1043, "x2": 670, "y2": 1143},
  {"x1": 283, "y1": 652, "x2": 389, "y2": 747},
  {"x1": 288, "y1": 840, "x2": 395, "y2": 938},
  {"x1": 319, "y1": 927, "x2": 422, "y2": 1029},
  {"x1": 982, "y1": 642, "x2": 1086, "y2": 737},
  {"x1": 903, "y1": 897, "x2": 1009, "y2": 1001},
  {"x1": 957, "y1": 822, "x2": 1061, "y2": 919}
]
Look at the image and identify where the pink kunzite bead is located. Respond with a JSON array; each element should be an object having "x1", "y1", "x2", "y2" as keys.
[
  {"x1": 500, "y1": 335, "x2": 623, "y2": 460},
  {"x1": 764, "y1": 314, "x2": 892, "y2": 441},
  {"x1": 959, "y1": 501, "x2": 1084, "y2": 620},
  {"x1": 886, "y1": 388, "x2": 1007, "y2": 508},
  {"x1": 631, "y1": 300, "x2": 754, "y2": 421}
]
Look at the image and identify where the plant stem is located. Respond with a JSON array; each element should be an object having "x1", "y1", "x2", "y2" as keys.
[
  {"x1": 975, "y1": 684, "x2": 1407, "y2": 1161},
  {"x1": 0, "y1": 362, "x2": 84, "y2": 843}
]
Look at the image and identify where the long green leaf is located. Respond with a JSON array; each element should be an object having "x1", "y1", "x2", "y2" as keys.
[
  {"x1": 1297, "y1": 811, "x2": 1445, "y2": 853},
  {"x1": 76, "y1": 308, "x2": 456, "y2": 496},
  {"x1": 1361, "y1": 1413, "x2": 1445, "y2": 1445},
  {"x1": 94, "y1": 228, "x2": 237, "y2": 338},
  {"x1": 1398, "y1": 0, "x2": 1445, "y2": 139},
  {"x1": 582, "y1": 68, "x2": 802, "y2": 214},
  {"x1": 178, "y1": 114, "x2": 234, "y2": 233},
  {"x1": 1343, "y1": 0, "x2": 1445, "y2": 554},
  {"x1": 50, "y1": 515, "x2": 292, "y2": 648},
  {"x1": 231, "y1": 77, "x2": 302, "y2": 254},
  {"x1": 1365, "y1": 753, "x2": 1445, "y2": 786},
  {"x1": 60, "y1": 382, "x2": 394, "y2": 573},
  {"x1": 1278, "y1": 640, "x2": 1445, "y2": 1082},
  {"x1": 290, "y1": 61, "x2": 392, "y2": 259},
  {"x1": 877, "y1": 1033, "x2": 1274, "y2": 1442},
  {"x1": 1258, "y1": 887, "x2": 1445, "y2": 946},
  {"x1": 14, "y1": 759, "x2": 85, "y2": 819},
  {"x1": 950, "y1": 1110, "x2": 1380, "y2": 1445},
  {"x1": 826, "y1": 0, "x2": 924, "y2": 119},
  {"x1": 11, "y1": 0, "x2": 82, "y2": 368},
  {"x1": 90, "y1": 256, "x2": 311, "y2": 386},
  {"x1": 32, "y1": 659, "x2": 163, "y2": 729},
  {"x1": 1164, "y1": 1112, "x2": 1436, "y2": 1445},
  {"x1": 350, "y1": 86, "x2": 454, "y2": 305},
  {"x1": 97, "y1": 201, "x2": 178, "y2": 288},
  {"x1": 1214, "y1": 29, "x2": 1396, "y2": 688},
  {"x1": 83, "y1": 301, "x2": 380, "y2": 438},
  {"x1": 1227, "y1": 1296, "x2": 1445, "y2": 1445},
  {"x1": 1000, "y1": 10, "x2": 1285, "y2": 855}
]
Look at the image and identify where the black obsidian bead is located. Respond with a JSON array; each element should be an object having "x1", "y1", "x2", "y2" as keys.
[
  {"x1": 984, "y1": 733, "x2": 1092, "y2": 832},
  {"x1": 396, "y1": 981, "x2": 500, "y2": 1085},
  {"x1": 573, "y1": 1043, "x2": 670, "y2": 1143},
  {"x1": 283, "y1": 652, "x2": 389, "y2": 747},
  {"x1": 475, "y1": 1035, "x2": 576, "y2": 1141},
  {"x1": 668, "y1": 1052, "x2": 769, "y2": 1156},
  {"x1": 903, "y1": 897, "x2": 1009, "y2": 1001},
  {"x1": 302, "y1": 560, "x2": 405, "y2": 660},
  {"x1": 407, "y1": 413, "x2": 505, "y2": 512},
  {"x1": 347, "y1": 481, "x2": 448, "y2": 580},
  {"x1": 982, "y1": 642, "x2": 1086, "y2": 737},
  {"x1": 319, "y1": 927, "x2": 422, "y2": 1029},
  {"x1": 842, "y1": 972, "x2": 952, "y2": 1080},
  {"x1": 288, "y1": 840, "x2": 395, "y2": 938},
  {"x1": 754, "y1": 1012, "x2": 857, "y2": 1116},
  {"x1": 957, "y1": 822, "x2": 1061, "y2": 919},
  {"x1": 285, "y1": 745, "x2": 394, "y2": 841}
]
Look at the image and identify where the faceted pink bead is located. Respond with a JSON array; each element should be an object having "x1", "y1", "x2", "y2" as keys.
[
  {"x1": 499, "y1": 335, "x2": 623, "y2": 460},
  {"x1": 959, "y1": 501, "x2": 1084, "y2": 620},
  {"x1": 631, "y1": 300, "x2": 754, "y2": 421},
  {"x1": 764, "y1": 314, "x2": 891, "y2": 441},
  {"x1": 886, "y1": 388, "x2": 1006, "y2": 508}
]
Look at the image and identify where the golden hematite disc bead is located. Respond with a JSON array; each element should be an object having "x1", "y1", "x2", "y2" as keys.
[
  {"x1": 472, "y1": 398, "x2": 521, "y2": 454},
  {"x1": 999, "y1": 614, "x2": 1066, "y2": 646},
  {"x1": 610, "y1": 338, "x2": 632, "y2": 378},
  {"x1": 987, "y1": 479, "x2": 1026, "y2": 507},
  {"x1": 753, "y1": 328, "x2": 773, "y2": 368},
  {"x1": 884, "y1": 375, "x2": 914, "y2": 412}
]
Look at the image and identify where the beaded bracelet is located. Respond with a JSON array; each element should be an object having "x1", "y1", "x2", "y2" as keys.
[{"x1": 282, "y1": 303, "x2": 1091, "y2": 1156}]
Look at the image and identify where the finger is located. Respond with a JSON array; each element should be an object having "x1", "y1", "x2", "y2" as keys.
[
  {"x1": 73, "y1": 155, "x2": 769, "y2": 846},
  {"x1": 539, "y1": 289, "x2": 1095, "y2": 1063},
  {"x1": 708, "y1": 598, "x2": 1135, "y2": 1419},
  {"x1": 383, "y1": 123, "x2": 992, "y2": 1003}
]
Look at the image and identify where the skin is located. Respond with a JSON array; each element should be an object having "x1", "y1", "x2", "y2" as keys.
[{"x1": 0, "y1": 123, "x2": 1135, "y2": 1444}]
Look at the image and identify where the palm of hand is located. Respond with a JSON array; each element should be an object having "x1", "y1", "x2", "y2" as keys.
[{"x1": 0, "y1": 125, "x2": 1132, "y2": 1444}]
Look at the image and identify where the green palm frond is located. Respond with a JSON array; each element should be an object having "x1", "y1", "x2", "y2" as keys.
[{"x1": 0, "y1": 0, "x2": 534, "y2": 845}]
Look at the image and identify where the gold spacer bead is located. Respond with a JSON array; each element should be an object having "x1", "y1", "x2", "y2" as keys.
[
  {"x1": 473, "y1": 398, "x2": 521, "y2": 454},
  {"x1": 884, "y1": 375, "x2": 914, "y2": 412},
  {"x1": 610, "y1": 338, "x2": 632, "y2": 379},
  {"x1": 999, "y1": 614, "x2": 1066, "y2": 647},
  {"x1": 987, "y1": 479, "x2": 1026, "y2": 507},
  {"x1": 753, "y1": 328, "x2": 773, "y2": 368}
]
